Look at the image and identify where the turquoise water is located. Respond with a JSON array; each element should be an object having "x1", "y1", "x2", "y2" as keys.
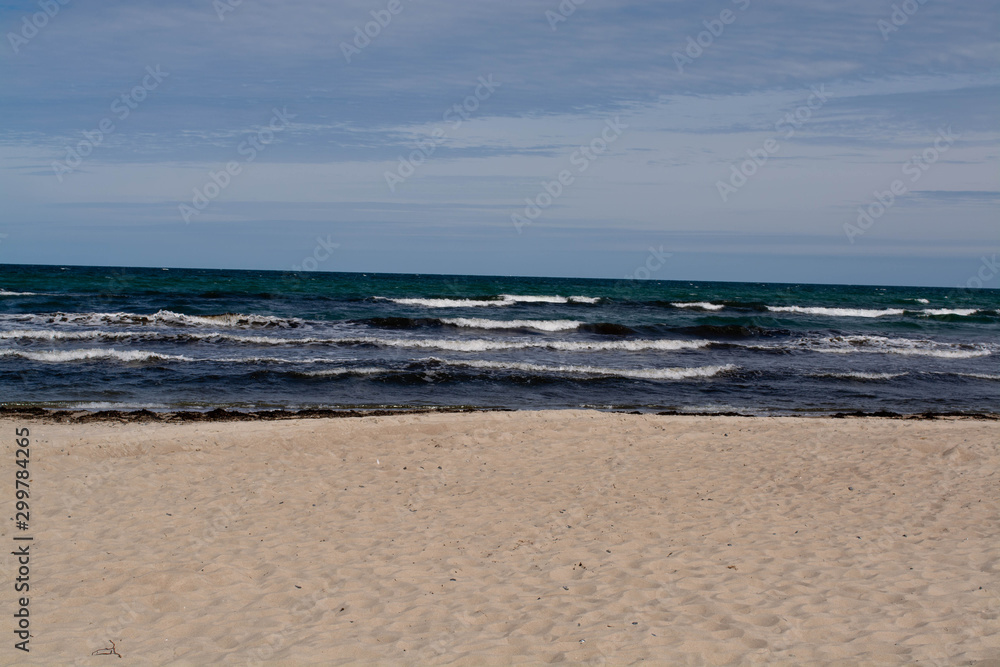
[{"x1": 1, "y1": 264, "x2": 998, "y2": 414}]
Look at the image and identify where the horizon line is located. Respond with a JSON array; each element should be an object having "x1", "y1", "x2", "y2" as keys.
[{"x1": 1, "y1": 261, "x2": 995, "y2": 292}]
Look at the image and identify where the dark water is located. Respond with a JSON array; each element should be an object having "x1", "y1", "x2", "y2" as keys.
[{"x1": 1, "y1": 264, "x2": 998, "y2": 414}]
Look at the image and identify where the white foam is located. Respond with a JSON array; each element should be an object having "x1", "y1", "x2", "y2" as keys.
[
  {"x1": 543, "y1": 339, "x2": 710, "y2": 352},
  {"x1": 441, "y1": 318, "x2": 582, "y2": 331},
  {"x1": 0, "y1": 330, "x2": 133, "y2": 341},
  {"x1": 767, "y1": 306, "x2": 905, "y2": 318},
  {"x1": 400, "y1": 338, "x2": 708, "y2": 353},
  {"x1": 804, "y1": 335, "x2": 991, "y2": 359},
  {"x1": 910, "y1": 298, "x2": 931, "y2": 304},
  {"x1": 0, "y1": 329, "x2": 713, "y2": 353},
  {"x1": 64, "y1": 402, "x2": 170, "y2": 410},
  {"x1": 12, "y1": 310, "x2": 301, "y2": 328},
  {"x1": 302, "y1": 367, "x2": 389, "y2": 377},
  {"x1": 671, "y1": 302, "x2": 725, "y2": 311},
  {"x1": 743, "y1": 335, "x2": 992, "y2": 359},
  {"x1": 378, "y1": 295, "x2": 599, "y2": 308},
  {"x1": 0, "y1": 348, "x2": 192, "y2": 363},
  {"x1": 955, "y1": 372, "x2": 1000, "y2": 381},
  {"x1": 812, "y1": 371, "x2": 908, "y2": 380},
  {"x1": 380, "y1": 297, "x2": 512, "y2": 308},
  {"x1": 0, "y1": 289, "x2": 37, "y2": 296},
  {"x1": 921, "y1": 308, "x2": 978, "y2": 316},
  {"x1": 331, "y1": 336, "x2": 710, "y2": 353},
  {"x1": 499, "y1": 294, "x2": 569, "y2": 303},
  {"x1": 435, "y1": 358, "x2": 737, "y2": 380}
]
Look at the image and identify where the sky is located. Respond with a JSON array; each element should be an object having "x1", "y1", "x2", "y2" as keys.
[{"x1": 0, "y1": 0, "x2": 997, "y2": 287}]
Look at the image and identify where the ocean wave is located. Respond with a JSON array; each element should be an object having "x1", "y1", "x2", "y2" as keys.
[
  {"x1": 377, "y1": 297, "x2": 512, "y2": 308},
  {"x1": 4, "y1": 310, "x2": 302, "y2": 328},
  {"x1": 0, "y1": 330, "x2": 134, "y2": 341},
  {"x1": 811, "y1": 371, "x2": 909, "y2": 381},
  {"x1": 0, "y1": 329, "x2": 711, "y2": 353},
  {"x1": 954, "y1": 372, "x2": 1000, "y2": 381},
  {"x1": 0, "y1": 348, "x2": 192, "y2": 363},
  {"x1": 434, "y1": 358, "x2": 737, "y2": 380},
  {"x1": 909, "y1": 298, "x2": 931, "y2": 304},
  {"x1": 920, "y1": 308, "x2": 980, "y2": 316},
  {"x1": 301, "y1": 367, "x2": 391, "y2": 377},
  {"x1": 671, "y1": 302, "x2": 725, "y2": 311},
  {"x1": 440, "y1": 318, "x2": 582, "y2": 331},
  {"x1": 360, "y1": 315, "x2": 625, "y2": 334},
  {"x1": 499, "y1": 294, "x2": 599, "y2": 304},
  {"x1": 765, "y1": 305, "x2": 991, "y2": 318},
  {"x1": 0, "y1": 289, "x2": 37, "y2": 296},
  {"x1": 374, "y1": 294, "x2": 599, "y2": 308},
  {"x1": 766, "y1": 306, "x2": 906, "y2": 318},
  {"x1": 783, "y1": 335, "x2": 991, "y2": 359}
]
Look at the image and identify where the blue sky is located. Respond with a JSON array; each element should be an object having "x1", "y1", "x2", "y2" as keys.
[{"x1": 0, "y1": 0, "x2": 997, "y2": 286}]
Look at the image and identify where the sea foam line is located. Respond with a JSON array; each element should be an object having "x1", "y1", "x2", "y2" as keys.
[
  {"x1": 920, "y1": 308, "x2": 979, "y2": 316},
  {"x1": 954, "y1": 372, "x2": 1000, "y2": 381},
  {"x1": 0, "y1": 330, "x2": 712, "y2": 353},
  {"x1": 440, "y1": 318, "x2": 583, "y2": 331},
  {"x1": 0, "y1": 348, "x2": 192, "y2": 363},
  {"x1": 375, "y1": 295, "x2": 599, "y2": 308},
  {"x1": 671, "y1": 302, "x2": 725, "y2": 311},
  {"x1": 0, "y1": 310, "x2": 301, "y2": 328},
  {"x1": 433, "y1": 358, "x2": 737, "y2": 380},
  {"x1": 751, "y1": 334, "x2": 992, "y2": 359},
  {"x1": 766, "y1": 306, "x2": 906, "y2": 318},
  {"x1": 766, "y1": 305, "x2": 991, "y2": 318},
  {"x1": 811, "y1": 371, "x2": 909, "y2": 381}
]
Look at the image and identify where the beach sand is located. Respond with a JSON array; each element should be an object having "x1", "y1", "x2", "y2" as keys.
[{"x1": 2, "y1": 411, "x2": 998, "y2": 665}]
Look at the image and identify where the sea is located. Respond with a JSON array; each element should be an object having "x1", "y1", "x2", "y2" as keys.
[{"x1": 1, "y1": 264, "x2": 997, "y2": 415}]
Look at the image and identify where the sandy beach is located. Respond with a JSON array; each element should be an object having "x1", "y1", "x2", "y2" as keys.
[{"x1": 2, "y1": 411, "x2": 998, "y2": 665}]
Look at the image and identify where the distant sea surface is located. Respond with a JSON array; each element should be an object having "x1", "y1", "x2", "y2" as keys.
[{"x1": 1, "y1": 264, "x2": 998, "y2": 415}]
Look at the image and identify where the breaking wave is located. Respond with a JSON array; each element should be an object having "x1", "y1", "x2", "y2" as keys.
[{"x1": 432, "y1": 358, "x2": 738, "y2": 380}]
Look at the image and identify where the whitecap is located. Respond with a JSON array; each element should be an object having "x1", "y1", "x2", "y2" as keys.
[
  {"x1": 921, "y1": 308, "x2": 979, "y2": 316},
  {"x1": 811, "y1": 371, "x2": 908, "y2": 381},
  {"x1": 440, "y1": 318, "x2": 582, "y2": 331},
  {"x1": 0, "y1": 348, "x2": 192, "y2": 363},
  {"x1": 378, "y1": 297, "x2": 512, "y2": 308},
  {"x1": 433, "y1": 358, "x2": 737, "y2": 380},
  {"x1": 766, "y1": 306, "x2": 905, "y2": 318},
  {"x1": 671, "y1": 302, "x2": 725, "y2": 311}
]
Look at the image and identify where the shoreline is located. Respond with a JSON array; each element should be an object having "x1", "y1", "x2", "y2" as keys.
[{"x1": 1, "y1": 404, "x2": 998, "y2": 423}]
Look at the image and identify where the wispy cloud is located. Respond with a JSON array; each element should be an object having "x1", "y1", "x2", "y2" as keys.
[{"x1": 0, "y1": 0, "x2": 997, "y2": 284}]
